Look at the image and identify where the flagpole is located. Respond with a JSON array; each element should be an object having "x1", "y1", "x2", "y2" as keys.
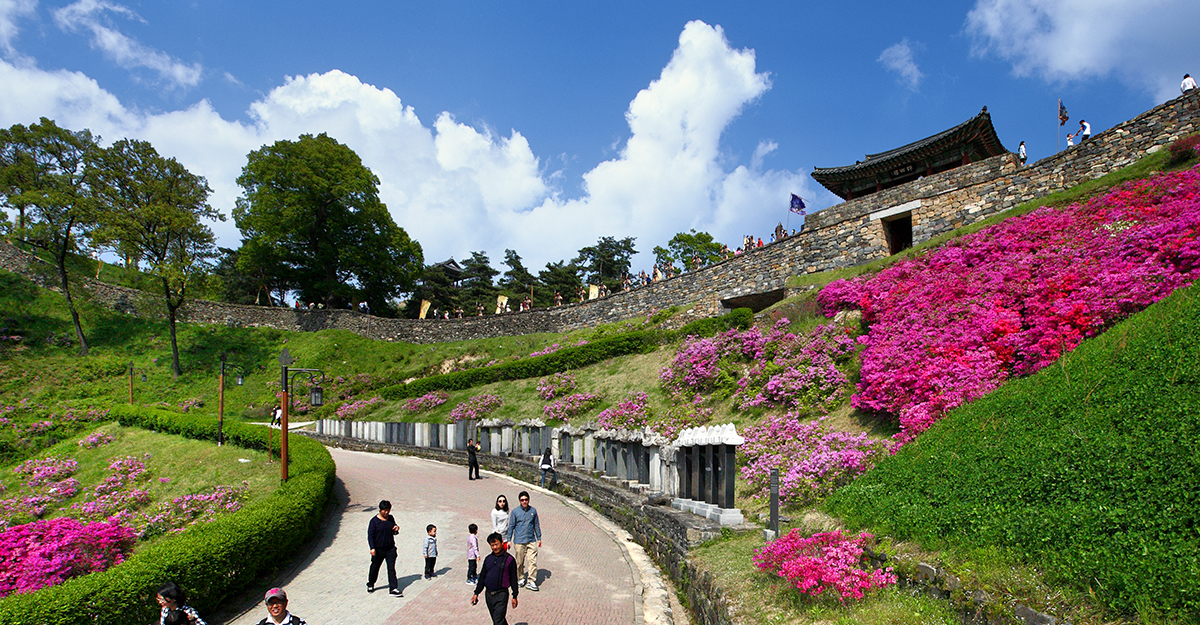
[{"x1": 1057, "y1": 99, "x2": 1060, "y2": 153}]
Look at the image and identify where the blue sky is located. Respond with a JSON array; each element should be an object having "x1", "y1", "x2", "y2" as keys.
[{"x1": 2, "y1": 0, "x2": 1198, "y2": 272}]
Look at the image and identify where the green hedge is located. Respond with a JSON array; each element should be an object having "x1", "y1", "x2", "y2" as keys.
[
  {"x1": 0, "y1": 406, "x2": 335, "y2": 625},
  {"x1": 826, "y1": 284, "x2": 1200, "y2": 618},
  {"x1": 378, "y1": 308, "x2": 753, "y2": 401}
]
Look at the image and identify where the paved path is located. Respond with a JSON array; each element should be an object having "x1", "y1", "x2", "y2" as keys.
[{"x1": 228, "y1": 448, "x2": 649, "y2": 625}]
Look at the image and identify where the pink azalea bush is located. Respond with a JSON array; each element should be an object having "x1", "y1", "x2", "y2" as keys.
[
  {"x1": 403, "y1": 391, "x2": 449, "y2": 414},
  {"x1": 660, "y1": 320, "x2": 856, "y2": 414},
  {"x1": 77, "y1": 431, "x2": 114, "y2": 449},
  {"x1": 653, "y1": 400, "x2": 714, "y2": 440},
  {"x1": 753, "y1": 529, "x2": 895, "y2": 601},
  {"x1": 449, "y1": 394, "x2": 503, "y2": 422},
  {"x1": 543, "y1": 393, "x2": 601, "y2": 421},
  {"x1": 0, "y1": 517, "x2": 135, "y2": 597},
  {"x1": 740, "y1": 415, "x2": 887, "y2": 504},
  {"x1": 596, "y1": 392, "x2": 651, "y2": 430},
  {"x1": 529, "y1": 343, "x2": 562, "y2": 357},
  {"x1": 536, "y1": 372, "x2": 577, "y2": 400},
  {"x1": 819, "y1": 167, "x2": 1200, "y2": 442},
  {"x1": 335, "y1": 396, "x2": 383, "y2": 419},
  {"x1": 136, "y1": 483, "x2": 248, "y2": 539}
]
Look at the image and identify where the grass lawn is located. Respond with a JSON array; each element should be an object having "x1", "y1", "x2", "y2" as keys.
[{"x1": 0, "y1": 421, "x2": 277, "y2": 548}]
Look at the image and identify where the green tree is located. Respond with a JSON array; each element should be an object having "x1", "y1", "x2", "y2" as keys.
[
  {"x1": 652, "y1": 245, "x2": 677, "y2": 272},
  {"x1": 573, "y1": 236, "x2": 636, "y2": 291},
  {"x1": 233, "y1": 133, "x2": 422, "y2": 314},
  {"x1": 460, "y1": 251, "x2": 499, "y2": 306},
  {"x1": 667, "y1": 229, "x2": 724, "y2": 269},
  {"x1": 89, "y1": 139, "x2": 221, "y2": 378},
  {"x1": 538, "y1": 260, "x2": 582, "y2": 305},
  {"x1": 499, "y1": 249, "x2": 538, "y2": 300},
  {"x1": 406, "y1": 265, "x2": 458, "y2": 318},
  {"x1": 0, "y1": 118, "x2": 99, "y2": 355}
]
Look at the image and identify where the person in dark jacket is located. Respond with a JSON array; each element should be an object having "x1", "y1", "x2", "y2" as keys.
[
  {"x1": 471, "y1": 533, "x2": 519, "y2": 625},
  {"x1": 467, "y1": 438, "x2": 481, "y2": 480},
  {"x1": 367, "y1": 500, "x2": 402, "y2": 596}
]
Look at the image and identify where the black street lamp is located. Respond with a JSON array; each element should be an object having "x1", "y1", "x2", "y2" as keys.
[
  {"x1": 218, "y1": 354, "x2": 249, "y2": 447},
  {"x1": 277, "y1": 348, "x2": 325, "y2": 482}
]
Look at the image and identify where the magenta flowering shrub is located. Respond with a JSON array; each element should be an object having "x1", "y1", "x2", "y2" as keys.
[
  {"x1": 177, "y1": 398, "x2": 203, "y2": 413},
  {"x1": 403, "y1": 391, "x2": 449, "y2": 414},
  {"x1": 14, "y1": 456, "x2": 78, "y2": 487},
  {"x1": 543, "y1": 393, "x2": 602, "y2": 421},
  {"x1": 136, "y1": 483, "x2": 249, "y2": 539},
  {"x1": 661, "y1": 320, "x2": 856, "y2": 414},
  {"x1": 536, "y1": 372, "x2": 577, "y2": 400},
  {"x1": 819, "y1": 168, "x2": 1200, "y2": 442},
  {"x1": 597, "y1": 392, "x2": 650, "y2": 430},
  {"x1": 529, "y1": 343, "x2": 562, "y2": 357},
  {"x1": 335, "y1": 396, "x2": 383, "y2": 420},
  {"x1": 0, "y1": 517, "x2": 135, "y2": 597},
  {"x1": 753, "y1": 529, "x2": 895, "y2": 601},
  {"x1": 740, "y1": 415, "x2": 886, "y2": 504},
  {"x1": 449, "y1": 394, "x2": 503, "y2": 422},
  {"x1": 70, "y1": 456, "x2": 151, "y2": 521},
  {"x1": 77, "y1": 431, "x2": 114, "y2": 449}
]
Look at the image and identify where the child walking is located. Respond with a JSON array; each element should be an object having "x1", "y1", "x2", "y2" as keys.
[
  {"x1": 423, "y1": 524, "x2": 438, "y2": 579},
  {"x1": 466, "y1": 523, "x2": 480, "y2": 585}
]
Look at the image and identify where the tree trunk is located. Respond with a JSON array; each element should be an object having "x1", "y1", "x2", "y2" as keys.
[
  {"x1": 163, "y1": 277, "x2": 182, "y2": 379},
  {"x1": 57, "y1": 243, "x2": 89, "y2": 357}
]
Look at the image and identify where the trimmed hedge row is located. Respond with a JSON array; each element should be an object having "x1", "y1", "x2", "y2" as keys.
[
  {"x1": 378, "y1": 308, "x2": 753, "y2": 401},
  {"x1": 826, "y1": 284, "x2": 1200, "y2": 618},
  {"x1": 0, "y1": 406, "x2": 335, "y2": 625}
]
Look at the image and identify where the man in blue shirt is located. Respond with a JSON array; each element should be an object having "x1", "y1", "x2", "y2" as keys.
[{"x1": 505, "y1": 490, "x2": 542, "y2": 591}]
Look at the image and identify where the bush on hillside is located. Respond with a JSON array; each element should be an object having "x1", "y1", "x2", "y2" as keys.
[
  {"x1": 826, "y1": 283, "x2": 1200, "y2": 618},
  {"x1": 820, "y1": 167, "x2": 1200, "y2": 442},
  {"x1": 0, "y1": 406, "x2": 334, "y2": 625},
  {"x1": 1167, "y1": 134, "x2": 1200, "y2": 165}
]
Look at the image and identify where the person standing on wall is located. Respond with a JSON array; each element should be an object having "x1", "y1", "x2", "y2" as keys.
[
  {"x1": 1078, "y1": 120, "x2": 1091, "y2": 142},
  {"x1": 468, "y1": 438, "x2": 482, "y2": 480},
  {"x1": 1018, "y1": 141, "x2": 1027, "y2": 165},
  {"x1": 1183, "y1": 74, "x2": 1197, "y2": 94},
  {"x1": 367, "y1": 500, "x2": 402, "y2": 596},
  {"x1": 506, "y1": 491, "x2": 542, "y2": 591}
]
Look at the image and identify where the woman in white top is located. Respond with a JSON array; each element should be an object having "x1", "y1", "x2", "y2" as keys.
[{"x1": 491, "y1": 494, "x2": 510, "y2": 541}]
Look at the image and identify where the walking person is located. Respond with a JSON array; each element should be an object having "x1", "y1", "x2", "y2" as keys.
[
  {"x1": 491, "y1": 494, "x2": 511, "y2": 547},
  {"x1": 155, "y1": 581, "x2": 206, "y2": 625},
  {"x1": 466, "y1": 523, "x2": 481, "y2": 585},
  {"x1": 1078, "y1": 119, "x2": 1091, "y2": 142},
  {"x1": 467, "y1": 438, "x2": 481, "y2": 480},
  {"x1": 367, "y1": 500, "x2": 402, "y2": 596},
  {"x1": 506, "y1": 491, "x2": 542, "y2": 591},
  {"x1": 423, "y1": 524, "x2": 438, "y2": 579},
  {"x1": 255, "y1": 588, "x2": 306, "y2": 625},
  {"x1": 538, "y1": 447, "x2": 557, "y2": 489},
  {"x1": 1018, "y1": 141, "x2": 1027, "y2": 165},
  {"x1": 471, "y1": 533, "x2": 519, "y2": 625},
  {"x1": 270, "y1": 404, "x2": 282, "y2": 427}
]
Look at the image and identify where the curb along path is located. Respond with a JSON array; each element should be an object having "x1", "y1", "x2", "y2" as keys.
[{"x1": 228, "y1": 447, "x2": 670, "y2": 625}]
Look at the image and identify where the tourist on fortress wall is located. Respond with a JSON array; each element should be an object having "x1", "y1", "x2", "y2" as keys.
[
  {"x1": 1078, "y1": 120, "x2": 1091, "y2": 142},
  {"x1": 1066, "y1": 132, "x2": 1076, "y2": 148},
  {"x1": 1183, "y1": 74, "x2": 1197, "y2": 94},
  {"x1": 1018, "y1": 141, "x2": 1027, "y2": 165}
]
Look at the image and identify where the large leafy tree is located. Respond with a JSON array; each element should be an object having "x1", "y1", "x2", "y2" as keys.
[
  {"x1": 573, "y1": 236, "x2": 636, "y2": 291},
  {"x1": 539, "y1": 260, "x2": 582, "y2": 305},
  {"x1": 0, "y1": 118, "x2": 99, "y2": 355},
  {"x1": 89, "y1": 139, "x2": 221, "y2": 378},
  {"x1": 233, "y1": 133, "x2": 422, "y2": 315},
  {"x1": 666, "y1": 229, "x2": 724, "y2": 269},
  {"x1": 460, "y1": 251, "x2": 499, "y2": 308}
]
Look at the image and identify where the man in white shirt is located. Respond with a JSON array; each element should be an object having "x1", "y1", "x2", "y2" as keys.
[
  {"x1": 1183, "y1": 74, "x2": 1198, "y2": 94},
  {"x1": 1078, "y1": 120, "x2": 1091, "y2": 142}
]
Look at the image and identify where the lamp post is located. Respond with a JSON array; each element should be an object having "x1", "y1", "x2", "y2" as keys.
[
  {"x1": 217, "y1": 354, "x2": 248, "y2": 447},
  {"x1": 127, "y1": 362, "x2": 146, "y2": 404},
  {"x1": 277, "y1": 348, "x2": 325, "y2": 483}
]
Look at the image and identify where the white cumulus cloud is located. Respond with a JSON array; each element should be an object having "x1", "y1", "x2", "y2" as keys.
[
  {"x1": 966, "y1": 0, "x2": 1200, "y2": 101},
  {"x1": 53, "y1": 0, "x2": 202, "y2": 88},
  {"x1": 0, "y1": 19, "x2": 815, "y2": 274},
  {"x1": 0, "y1": 0, "x2": 36, "y2": 59},
  {"x1": 878, "y1": 39, "x2": 924, "y2": 90}
]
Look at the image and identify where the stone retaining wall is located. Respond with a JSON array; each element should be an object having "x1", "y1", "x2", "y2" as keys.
[{"x1": 4, "y1": 91, "x2": 1197, "y2": 343}]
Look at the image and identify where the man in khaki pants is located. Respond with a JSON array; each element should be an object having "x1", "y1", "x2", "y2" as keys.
[{"x1": 506, "y1": 490, "x2": 542, "y2": 591}]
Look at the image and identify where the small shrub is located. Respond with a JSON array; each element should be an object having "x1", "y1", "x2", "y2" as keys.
[
  {"x1": 1167, "y1": 134, "x2": 1200, "y2": 165},
  {"x1": 448, "y1": 394, "x2": 502, "y2": 423},
  {"x1": 753, "y1": 529, "x2": 895, "y2": 601}
]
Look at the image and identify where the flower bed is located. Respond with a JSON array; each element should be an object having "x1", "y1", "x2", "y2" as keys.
[
  {"x1": 403, "y1": 391, "x2": 448, "y2": 414},
  {"x1": 740, "y1": 415, "x2": 886, "y2": 504},
  {"x1": 819, "y1": 167, "x2": 1200, "y2": 442},
  {"x1": 542, "y1": 393, "x2": 602, "y2": 420},
  {"x1": 536, "y1": 372, "x2": 577, "y2": 400},
  {"x1": 753, "y1": 529, "x2": 895, "y2": 601},
  {"x1": 448, "y1": 394, "x2": 502, "y2": 423}
]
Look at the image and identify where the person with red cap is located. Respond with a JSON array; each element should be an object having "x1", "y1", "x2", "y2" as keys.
[{"x1": 255, "y1": 588, "x2": 306, "y2": 625}]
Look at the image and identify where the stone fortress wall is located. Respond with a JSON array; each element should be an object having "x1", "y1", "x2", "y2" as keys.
[{"x1": 3, "y1": 91, "x2": 1197, "y2": 343}]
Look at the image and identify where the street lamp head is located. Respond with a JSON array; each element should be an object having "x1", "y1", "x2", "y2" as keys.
[
  {"x1": 140, "y1": 372, "x2": 147, "y2": 382},
  {"x1": 236, "y1": 373, "x2": 245, "y2": 386},
  {"x1": 310, "y1": 385, "x2": 324, "y2": 407}
]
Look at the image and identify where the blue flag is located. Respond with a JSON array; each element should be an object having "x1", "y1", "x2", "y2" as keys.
[{"x1": 789, "y1": 193, "x2": 806, "y2": 215}]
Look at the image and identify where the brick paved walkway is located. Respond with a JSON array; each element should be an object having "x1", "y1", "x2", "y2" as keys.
[{"x1": 228, "y1": 448, "x2": 638, "y2": 625}]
